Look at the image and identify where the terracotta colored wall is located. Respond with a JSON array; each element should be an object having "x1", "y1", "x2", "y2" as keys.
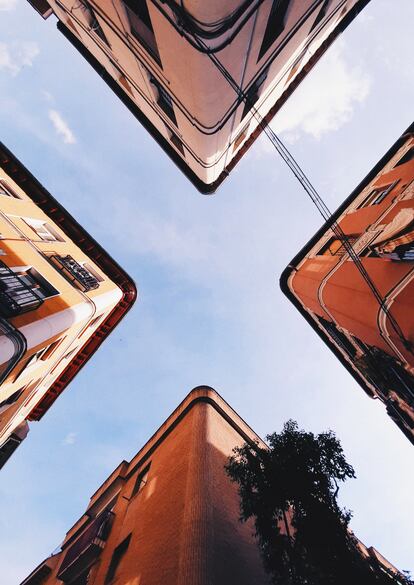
[{"x1": 24, "y1": 390, "x2": 270, "y2": 585}]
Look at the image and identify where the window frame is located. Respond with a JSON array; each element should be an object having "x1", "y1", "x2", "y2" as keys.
[
  {"x1": 257, "y1": 0, "x2": 291, "y2": 62},
  {"x1": 0, "y1": 179, "x2": 21, "y2": 199},
  {"x1": 131, "y1": 462, "x2": 151, "y2": 498},
  {"x1": 104, "y1": 533, "x2": 132, "y2": 584}
]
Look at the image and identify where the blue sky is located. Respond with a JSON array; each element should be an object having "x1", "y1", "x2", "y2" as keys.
[{"x1": 0, "y1": 1, "x2": 413, "y2": 582}]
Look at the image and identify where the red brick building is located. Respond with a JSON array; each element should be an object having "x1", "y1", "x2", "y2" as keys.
[
  {"x1": 21, "y1": 387, "x2": 271, "y2": 585},
  {"x1": 21, "y1": 387, "x2": 404, "y2": 585},
  {"x1": 281, "y1": 124, "x2": 414, "y2": 444}
]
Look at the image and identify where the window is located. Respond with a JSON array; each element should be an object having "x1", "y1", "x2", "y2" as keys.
[
  {"x1": 241, "y1": 67, "x2": 269, "y2": 121},
  {"x1": 317, "y1": 236, "x2": 357, "y2": 257},
  {"x1": 309, "y1": 0, "x2": 330, "y2": 34},
  {"x1": 0, "y1": 180, "x2": 20, "y2": 199},
  {"x1": 23, "y1": 218, "x2": 64, "y2": 242},
  {"x1": 15, "y1": 267, "x2": 59, "y2": 300},
  {"x1": 0, "y1": 387, "x2": 25, "y2": 413},
  {"x1": 82, "y1": 263, "x2": 104, "y2": 283},
  {"x1": 149, "y1": 76, "x2": 177, "y2": 125},
  {"x1": 14, "y1": 349, "x2": 46, "y2": 380},
  {"x1": 131, "y1": 462, "x2": 151, "y2": 498},
  {"x1": 79, "y1": 0, "x2": 110, "y2": 46},
  {"x1": 0, "y1": 262, "x2": 58, "y2": 317},
  {"x1": 258, "y1": 0, "x2": 291, "y2": 61},
  {"x1": 49, "y1": 255, "x2": 100, "y2": 292},
  {"x1": 63, "y1": 347, "x2": 78, "y2": 360},
  {"x1": 357, "y1": 181, "x2": 399, "y2": 208},
  {"x1": 104, "y1": 534, "x2": 132, "y2": 584},
  {"x1": 68, "y1": 569, "x2": 91, "y2": 585},
  {"x1": 233, "y1": 125, "x2": 249, "y2": 152},
  {"x1": 40, "y1": 338, "x2": 64, "y2": 360},
  {"x1": 284, "y1": 55, "x2": 304, "y2": 85},
  {"x1": 123, "y1": 0, "x2": 161, "y2": 66},
  {"x1": 168, "y1": 129, "x2": 185, "y2": 157},
  {"x1": 394, "y1": 147, "x2": 414, "y2": 168}
]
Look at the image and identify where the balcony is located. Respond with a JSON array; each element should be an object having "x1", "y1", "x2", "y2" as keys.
[
  {"x1": 57, "y1": 509, "x2": 114, "y2": 582},
  {"x1": 49, "y1": 255, "x2": 100, "y2": 292},
  {"x1": 0, "y1": 261, "x2": 43, "y2": 317}
]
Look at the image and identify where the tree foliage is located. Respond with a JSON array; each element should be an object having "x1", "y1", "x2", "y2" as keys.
[{"x1": 226, "y1": 420, "x2": 410, "y2": 585}]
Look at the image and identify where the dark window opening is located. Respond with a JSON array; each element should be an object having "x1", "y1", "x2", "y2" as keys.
[
  {"x1": 41, "y1": 338, "x2": 64, "y2": 360},
  {"x1": 0, "y1": 262, "x2": 57, "y2": 317},
  {"x1": 258, "y1": 0, "x2": 291, "y2": 61},
  {"x1": 233, "y1": 125, "x2": 249, "y2": 152},
  {"x1": 241, "y1": 67, "x2": 269, "y2": 121},
  {"x1": 317, "y1": 235, "x2": 357, "y2": 257},
  {"x1": 68, "y1": 568, "x2": 91, "y2": 585},
  {"x1": 357, "y1": 180, "x2": 399, "y2": 208},
  {"x1": 49, "y1": 255, "x2": 100, "y2": 292},
  {"x1": 104, "y1": 534, "x2": 132, "y2": 584},
  {"x1": 0, "y1": 387, "x2": 25, "y2": 411},
  {"x1": 168, "y1": 130, "x2": 185, "y2": 157},
  {"x1": 123, "y1": 0, "x2": 161, "y2": 67},
  {"x1": 131, "y1": 462, "x2": 151, "y2": 498},
  {"x1": 80, "y1": 0, "x2": 110, "y2": 46},
  {"x1": 309, "y1": 0, "x2": 330, "y2": 34},
  {"x1": 0, "y1": 180, "x2": 20, "y2": 199},
  {"x1": 394, "y1": 147, "x2": 414, "y2": 168},
  {"x1": 150, "y1": 76, "x2": 177, "y2": 125},
  {"x1": 18, "y1": 268, "x2": 59, "y2": 300}
]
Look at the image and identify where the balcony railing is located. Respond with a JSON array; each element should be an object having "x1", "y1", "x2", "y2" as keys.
[
  {"x1": 49, "y1": 255, "x2": 100, "y2": 292},
  {"x1": 0, "y1": 261, "x2": 43, "y2": 317},
  {"x1": 57, "y1": 509, "x2": 114, "y2": 582}
]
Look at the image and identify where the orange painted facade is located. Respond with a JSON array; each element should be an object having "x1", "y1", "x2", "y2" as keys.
[
  {"x1": 0, "y1": 144, "x2": 136, "y2": 468},
  {"x1": 21, "y1": 387, "x2": 403, "y2": 585},
  {"x1": 26, "y1": 0, "x2": 370, "y2": 192},
  {"x1": 281, "y1": 124, "x2": 414, "y2": 444}
]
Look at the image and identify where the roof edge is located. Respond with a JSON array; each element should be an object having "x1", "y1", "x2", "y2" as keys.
[{"x1": 125, "y1": 385, "x2": 266, "y2": 479}]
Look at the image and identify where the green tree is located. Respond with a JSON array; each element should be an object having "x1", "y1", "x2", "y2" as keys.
[{"x1": 226, "y1": 420, "x2": 410, "y2": 585}]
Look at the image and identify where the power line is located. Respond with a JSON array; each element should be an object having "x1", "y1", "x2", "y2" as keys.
[{"x1": 192, "y1": 35, "x2": 412, "y2": 354}]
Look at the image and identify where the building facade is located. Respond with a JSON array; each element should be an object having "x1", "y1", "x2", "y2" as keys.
[
  {"x1": 281, "y1": 124, "x2": 414, "y2": 444},
  {"x1": 21, "y1": 386, "x2": 404, "y2": 585},
  {"x1": 21, "y1": 387, "x2": 271, "y2": 585},
  {"x1": 27, "y1": 0, "x2": 369, "y2": 193},
  {"x1": 0, "y1": 143, "x2": 136, "y2": 468}
]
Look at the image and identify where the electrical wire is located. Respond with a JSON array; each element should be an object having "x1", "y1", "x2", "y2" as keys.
[{"x1": 190, "y1": 34, "x2": 412, "y2": 354}]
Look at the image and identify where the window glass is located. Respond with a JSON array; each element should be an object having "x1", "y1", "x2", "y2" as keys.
[
  {"x1": 131, "y1": 462, "x2": 151, "y2": 498},
  {"x1": 105, "y1": 534, "x2": 132, "y2": 584},
  {"x1": 23, "y1": 218, "x2": 64, "y2": 242},
  {"x1": 258, "y1": 0, "x2": 291, "y2": 61},
  {"x1": 123, "y1": 0, "x2": 161, "y2": 66},
  {"x1": 0, "y1": 180, "x2": 20, "y2": 199},
  {"x1": 80, "y1": 0, "x2": 110, "y2": 46}
]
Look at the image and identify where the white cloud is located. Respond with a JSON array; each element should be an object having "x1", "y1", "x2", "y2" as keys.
[
  {"x1": 269, "y1": 41, "x2": 371, "y2": 143},
  {"x1": 0, "y1": 0, "x2": 18, "y2": 10},
  {"x1": 48, "y1": 109, "x2": 77, "y2": 144},
  {"x1": 62, "y1": 432, "x2": 77, "y2": 445},
  {"x1": 41, "y1": 89, "x2": 54, "y2": 103},
  {"x1": 0, "y1": 41, "x2": 39, "y2": 75}
]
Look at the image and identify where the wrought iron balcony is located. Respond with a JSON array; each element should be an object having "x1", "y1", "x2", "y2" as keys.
[
  {"x1": 0, "y1": 261, "x2": 43, "y2": 317},
  {"x1": 49, "y1": 255, "x2": 100, "y2": 292},
  {"x1": 57, "y1": 509, "x2": 114, "y2": 582}
]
